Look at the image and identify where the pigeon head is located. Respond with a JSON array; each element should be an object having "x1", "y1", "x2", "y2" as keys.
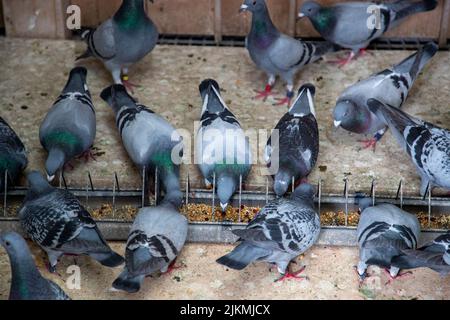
[
  {"x1": 333, "y1": 99, "x2": 357, "y2": 129},
  {"x1": 62, "y1": 67, "x2": 90, "y2": 96},
  {"x1": 27, "y1": 171, "x2": 53, "y2": 194},
  {"x1": 100, "y1": 84, "x2": 137, "y2": 113},
  {"x1": 199, "y1": 79, "x2": 220, "y2": 98},
  {"x1": 240, "y1": 0, "x2": 267, "y2": 13},
  {"x1": 162, "y1": 190, "x2": 183, "y2": 209},
  {"x1": 0, "y1": 232, "x2": 29, "y2": 258},
  {"x1": 299, "y1": 1, "x2": 321, "y2": 19},
  {"x1": 199, "y1": 79, "x2": 227, "y2": 114},
  {"x1": 274, "y1": 170, "x2": 291, "y2": 197},
  {"x1": 289, "y1": 83, "x2": 316, "y2": 116},
  {"x1": 45, "y1": 148, "x2": 66, "y2": 181},
  {"x1": 292, "y1": 183, "x2": 316, "y2": 203},
  {"x1": 354, "y1": 193, "x2": 373, "y2": 213},
  {"x1": 217, "y1": 174, "x2": 237, "y2": 212}
]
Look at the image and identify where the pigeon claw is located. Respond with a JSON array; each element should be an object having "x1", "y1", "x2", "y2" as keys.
[
  {"x1": 273, "y1": 96, "x2": 292, "y2": 107},
  {"x1": 358, "y1": 138, "x2": 378, "y2": 152},
  {"x1": 163, "y1": 259, "x2": 185, "y2": 275},
  {"x1": 384, "y1": 269, "x2": 413, "y2": 285},
  {"x1": 121, "y1": 75, "x2": 141, "y2": 94},
  {"x1": 274, "y1": 266, "x2": 307, "y2": 282},
  {"x1": 254, "y1": 84, "x2": 276, "y2": 101},
  {"x1": 328, "y1": 51, "x2": 356, "y2": 68}
]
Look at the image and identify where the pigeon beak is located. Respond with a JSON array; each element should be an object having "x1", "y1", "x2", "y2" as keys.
[
  {"x1": 47, "y1": 174, "x2": 55, "y2": 182},
  {"x1": 220, "y1": 202, "x2": 228, "y2": 212},
  {"x1": 298, "y1": 12, "x2": 305, "y2": 19},
  {"x1": 334, "y1": 120, "x2": 341, "y2": 128},
  {"x1": 239, "y1": 4, "x2": 248, "y2": 13}
]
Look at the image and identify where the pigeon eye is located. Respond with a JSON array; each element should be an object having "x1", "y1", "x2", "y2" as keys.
[
  {"x1": 253, "y1": 1, "x2": 257, "y2": 5},
  {"x1": 5, "y1": 241, "x2": 10, "y2": 246}
]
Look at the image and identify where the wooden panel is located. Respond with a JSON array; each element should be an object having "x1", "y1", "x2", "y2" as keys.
[
  {"x1": 3, "y1": 0, "x2": 70, "y2": 39},
  {"x1": 222, "y1": 0, "x2": 291, "y2": 36},
  {"x1": 295, "y1": 0, "x2": 442, "y2": 39},
  {"x1": 0, "y1": 1, "x2": 4, "y2": 28},
  {"x1": 148, "y1": 0, "x2": 214, "y2": 35}
]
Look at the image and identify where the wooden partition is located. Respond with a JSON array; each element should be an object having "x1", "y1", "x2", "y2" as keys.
[{"x1": 1, "y1": 0, "x2": 449, "y2": 45}]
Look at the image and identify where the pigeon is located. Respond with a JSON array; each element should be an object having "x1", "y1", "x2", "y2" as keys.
[
  {"x1": 367, "y1": 99, "x2": 450, "y2": 196},
  {"x1": 39, "y1": 67, "x2": 96, "y2": 181},
  {"x1": 19, "y1": 171, "x2": 124, "y2": 272},
  {"x1": 0, "y1": 117, "x2": 28, "y2": 190},
  {"x1": 0, "y1": 232, "x2": 71, "y2": 300},
  {"x1": 195, "y1": 79, "x2": 252, "y2": 212},
  {"x1": 101, "y1": 84, "x2": 183, "y2": 204},
  {"x1": 112, "y1": 192, "x2": 187, "y2": 293},
  {"x1": 216, "y1": 183, "x2": 320, "y2": 281},
  {"x1": 239, "y1": 0, "x2": 336, "y2": 106},
  {"x1": 265, "y1": 84, "x2": 319, "y2": 197},
  {"x1": 391, "y1": 231, "x2": 450, "y2": 276},
  {"x1": 299, "y1": 0, "x2": 438, "y2": 65},
  {"x1": 356, "y1": 197, "x2": 421, "y2": 281},
  {"x1": 77, "y1": 0, "x2": 159, "y2": 91},
  {"x1": 333, "y1": 42, "x2": 438, "y2": 150}
]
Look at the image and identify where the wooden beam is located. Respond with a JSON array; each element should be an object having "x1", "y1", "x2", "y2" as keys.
[
  {"x1": 288, "y1": 0, "x2": 296, "y2": 37},
  {"x1": 214, "y1": 0, "x2": 222, "y2": 43},
  {"x1": 439, "y1": 0, "x2": 450, "y2": 47}
]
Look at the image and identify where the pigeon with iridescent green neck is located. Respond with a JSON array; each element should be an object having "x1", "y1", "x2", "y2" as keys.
[
  {"x1": 299, "y1": 0, "x2": 438, "y2": 66},
  {"x1": 39, "y1": 67, "x2": 96, "y2": 181},
  {"x1": 101, "y1": 85, "x2": 183, "y2": 205},
  {"x1": 240, "y1": 0, "x2": 336, "y2": 106},
  {"x1": 77, "y1": 0, "x2": 158, "y2": 91},
  {"x1": 0, "y1": 117, "x2": 27, "y2": 190},
  {"x1": 0, "y1": 232, "x2": 70, "y2": 300},
  {"x1": 196, "y1": 79, "x2": 252, "y2": 213}
]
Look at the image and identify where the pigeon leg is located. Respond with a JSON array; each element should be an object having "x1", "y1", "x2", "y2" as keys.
[
  {"x1": 63, "y1": 161, "x2": 74, "y2": 171},
  {"x1": 163, "y1": 258, "x2": 185, "y2": 275},
  {"x1": 273, "y1": 87, "x2": 294, "y2": 107},
  {"x1": 353, "y1": 265, "x2": 369, "y2": 287},
  {"x1": 274, "y1": 264, "x2": 308, "y2": 282},
  {"x1": 77, "y1": 147, "x2": 98, "y2": 163},
  {"x1": 358, "y1": 130, "x2": 385, "y2": 152},
  {"x1": 254, "y1": 75, "x2": 276, "y2": 101},
  {"x1": 384, "y1": 268, "x2": 413, "y2": 285},
  {"x1": 121, "y1": 74, "x2": 141, "y2": 94},
  {"x1": 329, "y1": 51, "x2": 356, "y2": 67}
]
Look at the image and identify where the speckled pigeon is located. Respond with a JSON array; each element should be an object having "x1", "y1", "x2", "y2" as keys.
[
  {"x1": 367, "y1": 99, "x2": 450, "y2": 196},
  {"x1": 19, "y1": 171, "x2": 124, "y2": 272},
  {"x1": 77, "y1": 0, "x2": 159, "y2": 91},
  {"x1": 333, "y1": 43, "x2": 438, "y2": 150},
  {"x1": 0, "y1": 117, "x2": 27, "y2": 190},
  {"x1": 240, "y1": 0, "x2": 336, "y2": 106},
  {"x1": 101, "y1": 84, "x2": 183, "y2": 204},
  {"x1": 195, "y1": 79, "x2": 252, "y2": 213},
  {"x1": 216, "y1": 183, "x2": 320, "y2": 282},
  {"x1": 299, "y1": 0, "x2": 438, "y2": 65},
  {"x1": 39, "y1": 67, "x2": 96, "y2": 181},
  {"x1": 0, "y1": 232, "x2": 70, "y2": 300},
  {"x1": 356, "y1": 197, "x2": 421, "y2": 281},
  {"x1": 112, "y1": 192, "x2": 187, "y2": 293},
  {"x1": 265, "y1": 84, "x2": 319, "y2": 197},
  {"x1": 391, "y1": 231, "x2": 450, "y2": 276}
]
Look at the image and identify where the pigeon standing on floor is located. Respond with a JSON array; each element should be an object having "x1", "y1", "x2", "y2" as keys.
[
  {"x1": 39, "y1": 67, "x2": 96, "y2": 181},
  {"x1": 19, "y1": 171, "x2": 124, "y2": 272},
  {"x1": 77, "y1": 0, "x2": 159, "y2": 91},
  {"x1": 196, "y1": 79, "x2": 252, "y2": 213},
  {"x1": 356, "y1": 197, "x2": 421, "y2": 281},
  {"x1": 391, "y1": 231, "x2": 450, "y2": 276},
  {"x1": 217, "y1": 183, "x2": 320, "y2": 281},
  {"x1": 299, "y1": 0, "x2": 438, "y2": 65},
  {"x1": 333, "y1": 43, "x2": 438, "y2": 150},
  {"x1": 112, "y1": 192, "x2": 187, "y2": 293},
  {"x1": 0, "y1": 117, "x2": 28, "y2": 190},
  {"x1": 0, "y1": 232, "x2": 71, "y2": 300},
  {"x1": 367, "y1": 99, "x2": 450, "y2": 196},
  {"x1": 101, "y1": 84, "x2": 183, "y2": 204},
  {"x1": 265, "y1": 84, "x2": 319, "y2": 197},
  {"x1": 240, "y1": 0, "x2": 336, "y2": 106}
]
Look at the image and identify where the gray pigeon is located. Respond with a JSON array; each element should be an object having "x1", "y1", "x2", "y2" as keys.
[
  {"x1": 333, "y1": 43, "x2": 438, "y2": 150},
  {"x1": 216, "y1": 183, "x2": 320, "y2": 281},
  {"x1": 299, "y1": 0, "x2": 438, "y2": 65},
  {"x1": 196, "y1": 79, "x2": 252, "y2": 212},
  {"x1": 367, "y1": 99, "x2": 450, "y2": 196},
  {"x1": 0, "y1": 117, "x2": 28, "y2": 190},
  {"x1": 77, "y1": 0, "x2": 159, "y2": 91},
  {"x1": 0, "y1": 232, "x2": 71, "y2": 300},
  {"x1": 240, "y1": 0, "x2": 336, "y2": 106},
  {"x1": 101, "y1": 84, "x2": 183, "y2": 204},
  {"x1": 391, "y1": 231, "x2": 450, "y2": 276},
  {"x1": 112, "y1": 192, "x2": 188, "y2": 293},
  {"x1": 265, "y1": 84, "x2": 319, "y2": 196},
  {"x1": 19, "y1": 171, "x2": 124, "y2": 272},
  {"x1": 356, "y1": 197, "x2": 421, "y2": 280},
  {"x1": 39, "y1": 67, "x2": 96, "y2": 181}
]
